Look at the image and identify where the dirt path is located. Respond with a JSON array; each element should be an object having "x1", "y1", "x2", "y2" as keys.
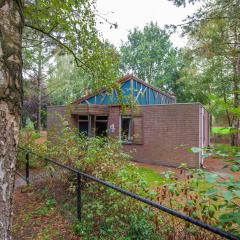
[
  {"x1": 35, "y1": 131, "x2": 47, "y2": 144},
  {"x1": 15, "y1": 168, "x2": 68, "y2": 188},
  {"x1": 12, "y1": 182, "x2": 79, "y2": 240}
]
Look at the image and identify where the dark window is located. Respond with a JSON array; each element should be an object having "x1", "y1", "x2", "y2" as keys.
[
  {"x1": 78, "y1": 115, "x2": 108, "y2": 137},
  {"x1": 79, "y1": 115, "x2": 89, "y2": 135},
  {"x1": 96, "y1": 116, "x2": 108, "y2": 121},
  {"x1": 96, "y1": 122, "x2": 108, "y2": 136},
  {"x1": 95, "y1": 116, "x2": 108, "y2": 137},
  {"x1": 79, "y1": 115, "x2": 88, "y2": 120},
  {"x1": 121, "y1": 116, "x2": 132, "y2": 143},
  {"x1": 79, "y1": 121, "x2": 89, "y2": 135}
]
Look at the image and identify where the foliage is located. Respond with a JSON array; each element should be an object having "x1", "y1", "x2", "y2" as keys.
[
  {"x1": 18, "y1": 129, "x2": 47, "y2": 169},
  {"x1": 46, "y1": 55, "x2": 90, "y2": 105},
  {"x1": 153, "y1": 164, "x2": 240, "y2": 236},
  {"x1": 21, "y1": 29, "x2": 53, "y2": 130},
  {"x1": 22, "y1": 0, "x2": 120, "y2": 128},
  {"x1": 47, "y1": 118, "x2": 129, "y2": 180},
  {"x1": 12, "y1": 183, "x2": 76, "y2": 240},
  {"x1": 212, "y1": 127, "x2": 236, "y2": 136},
  {"x1": 24, "y1": 0, "x2": 97, "y2": 69},
  {"x1": 21, "y1": 0, "x2": 97, "y2": 129},
  {"x1": 169, "y1": 0, "x2": 240, "y2": 145},
  {"x1": 47, "y1": 42, "x2": 120, "y2": 105},
  {"x1": 184, "y1": 145, "x2": 240, "y2": 235},
  {"x1": 18, "y1": 117, "x2": 240, "y2": 238}
]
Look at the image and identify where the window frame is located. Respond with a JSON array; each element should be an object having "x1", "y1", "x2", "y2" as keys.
[
  {"x1": 78, "y1": 115, "x2": 90, "y2": 136},
  {"x1": 95, "y1": 115, "x2": 108, "y2": 137},
  {"x1": 121, "y1": 115, "x2": 133, "y2": 144}
]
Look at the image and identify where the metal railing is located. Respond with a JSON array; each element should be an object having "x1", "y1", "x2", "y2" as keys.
[{"x1": 17, "y1": 148, "x2": 239, "y2": 240}]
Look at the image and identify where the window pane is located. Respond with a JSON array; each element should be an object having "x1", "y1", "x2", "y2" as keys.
[
  {"x1": 96, "y1": 121, "x2": 108, "y2": 137},
  {"x1": 79, "y1": 121, "x2": 88, "y2": 135},
  {"x1": 121, "y1": 117, "x2": 132, "y2": 142}
]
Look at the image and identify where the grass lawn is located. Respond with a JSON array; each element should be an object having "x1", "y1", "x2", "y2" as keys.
[
  {"x1": 130, "y1": 165, "x2": 169, "y2": 188},
  {"x1": 212, "y1": 127, "x2": 231, "y2": 135}
]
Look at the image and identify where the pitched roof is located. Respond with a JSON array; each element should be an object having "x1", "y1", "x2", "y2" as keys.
[{"x1": 73, "y1": 74, "x2": 175, "y2": 104}]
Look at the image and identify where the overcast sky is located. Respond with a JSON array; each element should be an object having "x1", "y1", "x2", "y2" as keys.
[{"x1": 96, "y1": 0, "x2": 201, "y2": 48}]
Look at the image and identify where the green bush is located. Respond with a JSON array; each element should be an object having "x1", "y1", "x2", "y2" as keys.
[
  {"x1": 18, "y1": 117, "x2": 240, "y2": 238},
  {"x1": 158, "y1": 146, "x2": 240, "y2": 236},
  {"x1": 17, "y1": 128, "x2": 47, "y2": 169},
  {"x1": 127, "y1": 214, "x2": 157, "y2": 240}
]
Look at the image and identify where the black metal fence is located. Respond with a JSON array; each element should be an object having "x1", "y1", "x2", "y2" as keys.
[{"x1": 16, "y1": 148, "x2": 239, "y2": 240}]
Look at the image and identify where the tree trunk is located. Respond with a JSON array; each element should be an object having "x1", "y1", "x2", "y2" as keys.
[
  {"x1": 0, "y1": 1, "x2": 23, "y2": 239},
  {"x1": 230, "y1": 27, "x2": 240, "y2": 146},
  {"x1": 231, "y1": 56, "x2": 240, "y2": 146},
  {"x1": 233, "y1": 52, "x2": 240, "y2": 146},
  {"x1": 36, "y1": 41, "x2": 42, "y2": 131}
]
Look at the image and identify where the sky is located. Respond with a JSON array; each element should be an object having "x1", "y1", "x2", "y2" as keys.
[{"x1": 96, "y1": 0, "x2": 201, "y2": 48}]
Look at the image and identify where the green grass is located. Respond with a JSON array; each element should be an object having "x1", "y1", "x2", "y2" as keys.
[
  {"x1": 212, "y1": 127, "x2": 231, "y2": 135},
  {"x1": 135, "y1": 167, "x2": 167, "y2": 188}
]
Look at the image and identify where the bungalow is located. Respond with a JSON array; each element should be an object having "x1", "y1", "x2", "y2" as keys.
[{"x1": 47, "y1": 75, "x2": 210, "y2": 168}]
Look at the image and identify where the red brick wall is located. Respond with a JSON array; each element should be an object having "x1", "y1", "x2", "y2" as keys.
[
  {"x1": 107, "y1": 106, "x2": 121, "y2": 139},
  {"x1": 108, "y1": 104, "x2": 202, "y2": 168},
  {"x1": 48, "y1": 103, "x2": 208, "y2": 168}
]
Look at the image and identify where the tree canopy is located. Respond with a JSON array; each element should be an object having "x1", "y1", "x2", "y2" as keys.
[
  {"x1": 120, "y1": 22, "x2": 189, "y2": 101},
  {"x1": 21, "y1": 1, "x2": 120, "y2": 128},
  {"x1": 171, "y1": 0, "x2": 240, "y2": 144}
]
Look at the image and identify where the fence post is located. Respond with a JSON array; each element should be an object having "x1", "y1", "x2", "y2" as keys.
[
  {"x1": 25, "y1": 151, "x2": 30, "y2": 184},
  {"x1": 77, "y1": 172, "x2": 82, "y2": 221}
]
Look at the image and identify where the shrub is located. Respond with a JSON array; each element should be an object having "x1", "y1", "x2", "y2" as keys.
[
  {"x1": 18, "y1": 116, "x2": 240, "y2": 238},
  {"x1": 47, "y1": 121, "x2": 131, "y2": 181},
  {"x1": 17, "y1": 128, "x2": 47, "y2": 169},
  {"x1": 159, "y1": 146, "x2": 240, "y2": 236}
]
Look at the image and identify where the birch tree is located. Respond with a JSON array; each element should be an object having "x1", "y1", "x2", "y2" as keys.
[
  {"x1": 0, "y1": 0, "x2": 117, "y2": 238},
  {"x1": 0, "y1": 1, "x2": 24, "y2": 239}
]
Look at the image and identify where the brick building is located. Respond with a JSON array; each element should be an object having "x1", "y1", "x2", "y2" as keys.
[{"x1": 47, "y1": 75, "x2": 210, "y2": 168}]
